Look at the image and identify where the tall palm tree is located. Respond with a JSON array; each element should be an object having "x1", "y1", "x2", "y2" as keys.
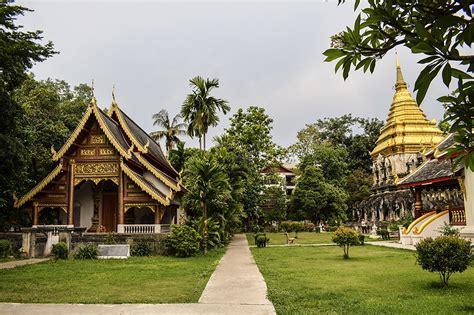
[
  {"x1": 181, "y1": 76, "x2": 230, "y2": 150},
  {"x1": 150, "y1": 109, "x2": 187, "y2": 153},
  {"x1": 183, "y1": 153, "x2": 230, "y2": 253}
]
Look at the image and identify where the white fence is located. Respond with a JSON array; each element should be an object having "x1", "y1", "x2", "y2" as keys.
[{"x1": 117, "y1": 224, "x2": 171, "y2": 234}]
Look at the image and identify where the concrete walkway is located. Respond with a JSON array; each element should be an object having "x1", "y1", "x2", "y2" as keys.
[
  {"x1": 0, "y1": 234, "x2": 276, "y2": 315},
  {"x1": 0, "y1": 258, "x2": 50, "y2": 269},
  {"x1": 366, "y1": 240, "x2": 416, "y2": 251}
]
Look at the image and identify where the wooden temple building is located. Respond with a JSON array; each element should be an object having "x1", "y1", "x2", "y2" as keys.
[{"x1": 14, "y1": 94, "x2": 183, "y2": 234}]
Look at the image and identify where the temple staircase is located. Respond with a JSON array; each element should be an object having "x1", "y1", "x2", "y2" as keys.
[{"x1": 400, "y1": 210, "x2": 449, "y2": 245}]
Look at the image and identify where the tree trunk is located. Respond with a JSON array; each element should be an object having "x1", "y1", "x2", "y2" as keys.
[
  {"x1": 199, "y1": 136, "x2": 202, "y2": 151},
  {"x1": 203, "y1": 133, "x2": 206, "y2": 151}
]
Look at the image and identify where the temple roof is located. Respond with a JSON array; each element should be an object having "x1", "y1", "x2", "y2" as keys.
[
  {"x1": 108, "y1": 101, "x2": 179, "y2": 178},
  {"x1": 370, "y1": 56, "x2": 444, "y2": 158},
  {"x1": 397, "y1": 133, "x2": 460, "y2": 188}
]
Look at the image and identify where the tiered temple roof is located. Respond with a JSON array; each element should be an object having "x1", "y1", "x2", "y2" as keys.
[
  {"x1": 370, "y1": 56, "x2": 445, "y2": 158},
  {"x1": 15, "y1": 95, "x2": 182, "y2": 209}
]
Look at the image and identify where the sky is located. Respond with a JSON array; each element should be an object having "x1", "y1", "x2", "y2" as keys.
[{"x1": 18, "y1": 0, "x2": 449, "y2": 149}]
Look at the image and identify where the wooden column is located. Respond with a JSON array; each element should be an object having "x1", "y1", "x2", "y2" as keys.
[
  {"x1": 67, "y1": 159, "x2": 75, "y2": 226},
  {"x1": 154, "y1": 206, "x2": 161, "y2": 224},
  {"x1": 33, "y1": 202, "x2": 39, "y2": 226},
  {"x1": 414, "y1": 187, "x2": 423, "y2": 219},
  {"x1": 117, "y1": 171, "x2": 124, "y2": 225}
]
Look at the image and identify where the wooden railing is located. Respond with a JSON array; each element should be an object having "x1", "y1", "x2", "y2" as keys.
[
  {"x1": 449, "y1": 208, "x2": 466, "y2": 226},
  {"x1": 117, "y1": 224, "x2": 171, "y2": 234}
]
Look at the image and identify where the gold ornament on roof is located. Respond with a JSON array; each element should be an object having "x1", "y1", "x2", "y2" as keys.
[{"x1": 371, "y1": 54, "x2": 444, "y2": 158}]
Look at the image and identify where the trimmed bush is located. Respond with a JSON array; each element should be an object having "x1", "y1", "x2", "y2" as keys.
[
  {"x1": 358, "y1": 234, "x2": 365, "y2": 245},
  {"x1": 254, "y1": 233, "x2": 270, "y2": 248},
  {"x1": 415, "y1": 236, "x2": 472, "y2": 287},
  {"x1": 332, "y1": 227, "x2": 360, "y2": 259},
  {"x1": 304, "y1": 223, "x2": 316, "y2": 232},
  {"x1": 74, "y1": 243, "x2": 98, "y2": 260},
  {"x1": 131, "y1": 242, "x2": 152, "y2": 257},
  {"x1": 52, "y1": 242, "x2": 68, "y2": 259},
  {"x1": 103, "y1": 232, "x2": 117, "y2": 244},
  {"x1": 0, "y1": 239, "x2": 11, "y2": 258},
  {"x1": 164, "y1": 225, "x2": 202, "y2": 257}
]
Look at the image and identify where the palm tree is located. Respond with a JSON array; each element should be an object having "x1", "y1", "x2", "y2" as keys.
[
  {"x1": 183, "y1": 153, "x2": 230, "y2": 253},
  {"x1": 150, "y1": 109, "x2": 187, "y2": 153},
  {"x1": 181, "y1": 76, "x2": 230, "y2": 150}
]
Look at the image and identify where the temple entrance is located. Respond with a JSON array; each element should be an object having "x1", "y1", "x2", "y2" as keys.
[
  {"x1": 124, "y1": 207, "x2": 154, "y2": 224},
  {"x1": 102, "y1": 193, "x2": 117, "y2": 232},
  {"x1": 38, "y1": 207, "x2": 67, "y2": 225}
]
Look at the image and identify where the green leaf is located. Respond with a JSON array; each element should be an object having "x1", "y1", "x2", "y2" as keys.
[
  {"x1": 369, "y1": 59, "x2": 376, "y2": 73},
  {"x1": 415, "y1": 65, "x2": 441, "y2": 104},
  {"x1": 411, "y1": 41, "x2": 436, "y2": 54},
  {"x1": 442, "y1": 63, "x2": 452, "y2": 88},
  {"x1": 323, "y1": 49, "x2": 345, "y2": 62},
  {"x1": 354, "y1": 0, "x2": 361, "y2": 10},
  {"x1": 451, "y1": 68, "x2": 472, "y2": 79},
  {"x1": 414, "y1": 22, "x2": 433, "y2": 40},
  {"x1": 418, "y1": 56, "x2": 438, "y2": 64}
]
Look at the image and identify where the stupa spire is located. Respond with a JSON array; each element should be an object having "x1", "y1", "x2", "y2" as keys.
[{"x1": 395, "y1": 52, "x2": 407, "y2": 91}]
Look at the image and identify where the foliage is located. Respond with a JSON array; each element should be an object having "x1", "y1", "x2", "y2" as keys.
[
  {"x1": 324, "y1": 0, "x2": 474, "y2": 169},
  {"x1": 291, "y1": 166, "x2": 348, "y2": 223},
  {"x1": 438, "y1": 222, "x2": 461, "y2": 237},
  {"x1": 262, "y1": 183, "x2": 288, "y2": 223},
  {"x1": 0, "y1": 1, "x2": 56, "y2": 229},
  {"x1": 254, "y1": 233, "x2": 270, "y2": 248},
  {"x1": 358, "y1": 234, "x2": 365, "y2": 245},
  {"x1": 415, "y1": 236, "x2": 472, "y2": 287},
  {"x1": 168, "y1": 142, "x2": 201, "y2": 173},
  {"x1": 304, "y1": 222, "x2": 316, "y2": 232},
  {"x1": 0, "y1": 239, "x2": 11, "y2": 258},
  {"x1": 181, "y1": 76, "x2": 230, "y2": 150},
  {"x1": 246, "y1": 232, "x2": 334, "y2": 245},
  {"x1": 189, "y1": 217, "x2": 223, "y2": 250},
  {"x1": 377, "y1": 229, "x2": 390, "y2": 240},
  {"x1": 74, "y1": 243, "x2": 98, "y2": 260},
  {"x1": 164, "y1": 225, "x2": 202, "y2": 258},
  {"x1": 52, "y1": 242, "x2": 68, "y2": 260},
  {"x1": 150, "y1": 109, "x2": 187, "y2": 153},
  {"x1": 332, "y1": 227, "x2": 360, "y2": 259},
  {"x1": 103, "y1": 232, "x2": 117, "y2": 245},
  {"x1": 182, "y1": 152, "x2": 230, "y2": 253},
  {"x1": 130, "y1": 242, "x2": 152, "y2": 257}
]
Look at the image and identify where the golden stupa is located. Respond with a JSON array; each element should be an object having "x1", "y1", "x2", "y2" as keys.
[{"x1": 370, "y1": 55, "x2": 444, "y2": 158}]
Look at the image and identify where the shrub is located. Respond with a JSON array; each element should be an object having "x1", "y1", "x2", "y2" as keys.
[
  {"x1": 377, "y1": 229, "x2": 390, "y2": 240},
  {"x1": 254, "y1": 233, "x2": 270, "y2": 248},
  {"x1": 131, "y1": 242, "x2": 152, "y2": 257},
  {"x1": 332, "y1": 227, "x2": 360, "y2": 259},
  {"x1": 74, "y1": 243, "x2": 98, "y2": 260},
  {"x1": 0, "y1": 239, "x2": 11, "y2": 258},
  {"x1": 438, "y1": 222, "x2": 460, "y2": 237},
  {"x1": 52, "y1": 242, "x2": 68, "y2": 259},
  {"x1": 164, "y1": 225, "x2": 202, "y2": 257},
  {"x1": 103, "y1": 232, "x2": 117, "y2": 244},
  {"x1": 415, "y1": 236, "x2": 472, "y2": 287},
  {"x1": 358, "y1": 234, "x2": 365, "y2": 245}
]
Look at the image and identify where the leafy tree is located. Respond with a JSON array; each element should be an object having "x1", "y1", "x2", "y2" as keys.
[
  {"x1": 416, "y1": 236, "x2": 472, "y2": 287},
  {"x1": 332, "y1": 227, "x2": 360, "y2": 259},
  {"x1": 150, "y1": 109, "x2": 187, "y2": 153},
  {"x1": 0, "y1": 1, "x2": 56, "y2": 229},
  {"x1": 182, "y1": 152, "x2": 230, "y2": 253},
  {"x1": 324, "y1": 0, "x2": 473, "y2": 169},
  {"x1": 291, "y1": 166, "x2": 348, "y2": 223},
  {"x1": 181, "y1": 76, "x2": 230, "y2": 150},
  {"x1": 215, "y1": 107, "x2": 285, "y2": 229},
  {"x1": 262, "y1": 183, "x2": 288, "y2": 223}
]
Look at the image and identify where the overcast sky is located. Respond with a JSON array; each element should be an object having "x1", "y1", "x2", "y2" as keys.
[{"x1": 19, "y1": 0, "x2": 449, "y2": 149}]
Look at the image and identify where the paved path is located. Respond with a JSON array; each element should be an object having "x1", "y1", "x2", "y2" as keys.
[
  {"x1": 366, "y1": 240, "x2": 416, "y2": 251},
  {"x1": 0, "y1": 258, "x2": 50, "y2": 269},
  {"x1": 0, "y1": 234, "x2": 275, "y2": 315}
]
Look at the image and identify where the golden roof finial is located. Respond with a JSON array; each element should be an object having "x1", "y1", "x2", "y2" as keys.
[
  {"x1": 90, "y1": 79, "x2": 97, "y2": 107},
  {"x1": 395, "y1": 52, "x2": 407, "y2": 90},
  {"x1": 112, "y1": 84, "x2": 117, "y2": 104}
]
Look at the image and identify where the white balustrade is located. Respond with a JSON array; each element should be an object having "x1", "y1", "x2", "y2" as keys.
[{"x1": 117, "y1": 224, "x2": 171, "y2": 234}]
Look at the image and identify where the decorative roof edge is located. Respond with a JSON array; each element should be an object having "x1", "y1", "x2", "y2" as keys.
[
  {"x1": 14, "y1": 160, "x2": 64, "y2": 208},
  {"x1": 121, "y1": 162, "x2": 170, "y2": 206},
  {"x1": 135, "y1": 153, "x2": 181, "y2": 192},
  {"x1": 108, "y1": 102, "x2": 147, "y2": 153},
  {"x1": 397, "y1": 159, "x2": 431, "y2": 186},
  {"x1": 53, "y1": 99, "x2": 132, "y2": 161}
]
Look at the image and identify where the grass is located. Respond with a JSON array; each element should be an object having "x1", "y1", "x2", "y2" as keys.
[
  {"x1": 0, "y1": 248, "x2": 225, "y2": 304},
  {"x1": 246, "y1": 232, "x2": 333, "y2": 245},
  {"x1": 251, "y1": 245, "x2": 474, "y2": 314}
]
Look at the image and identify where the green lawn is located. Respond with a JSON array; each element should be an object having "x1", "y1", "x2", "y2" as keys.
[
  {"x1": 0, "y1": 248, "x2": 225, "y2": 304},
  {"x1": 252, "y1": 245, "x2": 474, "y2": 314},
  {"x1": 246, "y1": 232, "x2": 333, "y2": 245}
]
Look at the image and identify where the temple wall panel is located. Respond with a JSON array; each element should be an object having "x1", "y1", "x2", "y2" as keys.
[{"x1": 75, "y1": 181, "x2": 94, "y2": 229}]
